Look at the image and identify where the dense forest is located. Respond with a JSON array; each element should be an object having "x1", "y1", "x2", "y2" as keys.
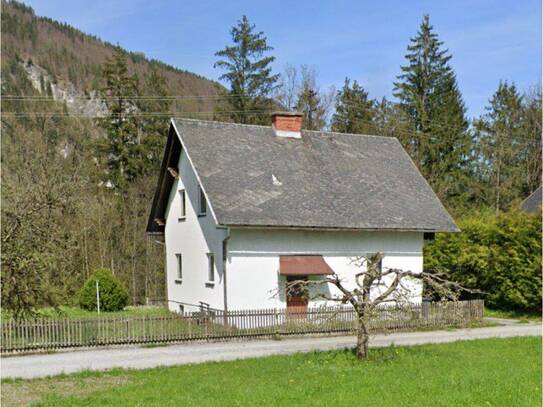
[{"x1": 1, "y1": 2, "x2": 540, "y2": 315}]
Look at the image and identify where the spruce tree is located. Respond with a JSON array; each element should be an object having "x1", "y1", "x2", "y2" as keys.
[
  {"x1": 474, "y1": 82, "x2": 526, "y2": 211},
  {"x1": 96, "y1": 49, "x2": 141, "y2": 190},
  {"x1": 331, "y1": 78, "x2": 375, "y2": 134},
  {"x1": 136, "y1": 69, "x2": 171, "y2": 175},
  {"x1": 393, "y1": 15, "x2": 471, "y2": 204},
  {"x1": 521, "y1": 86, "x2": 542, "y2": 197},
  {"x1": 214, "y1": 15, "x2": 279, "y2": 124}
]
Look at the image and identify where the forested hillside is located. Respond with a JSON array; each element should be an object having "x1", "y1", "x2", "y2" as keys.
[
  {"x1": 1, "y1": 1, "x2": 221, "y2": 111},
  {"x1": 1, "y1": 1, "x2": 223, "y2": 314}
]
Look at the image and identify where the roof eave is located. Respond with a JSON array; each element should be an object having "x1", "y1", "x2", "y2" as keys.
[{"x1": 223, "y1": 223, "x2": 460, "y2": 233}]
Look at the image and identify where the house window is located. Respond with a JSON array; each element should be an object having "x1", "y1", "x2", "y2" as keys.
[
  {"x1": 175, "y1": 253, "x2": 182, "y2": 283},
  {"x1": 179, "y1": 304, "x2": 184, "y2": 313},
  {"x1": 198, "y1": 186, "x2": 207, "y2": 216},
  {"x1": 206, "y1": 253, "x2": 215, "y2": 284},
  {"x1": 178, "y1": 190, "x2": 186, "y2": 220}
]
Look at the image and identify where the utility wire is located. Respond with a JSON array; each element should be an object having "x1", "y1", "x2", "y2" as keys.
[{"x1": 3, "y1": 109, "x2": 539, "y2": 147}]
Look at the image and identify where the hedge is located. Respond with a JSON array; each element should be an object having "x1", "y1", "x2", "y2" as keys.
[{"x1": 424, "y1": 210, "x2": 541, "y2": 313}]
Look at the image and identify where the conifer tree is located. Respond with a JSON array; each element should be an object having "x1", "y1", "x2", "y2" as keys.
[
  {"x1": 96, "y1": 49, "x2": 141, "y2": 190},
  {"x1": 521, "y1": 86, "x2": 542, "y2": 197},
  {"x1": 136, "y1": 69, "x2": 171, "y2": 174},
  {"x1": 331, "y1": 78, "x2": 375, "y2": 134},
  {"x1": 474, "y1": 82, "x2": 527, "y2": 211},
  {"x1": 214, "y1": 15, "x2": 279, "y2": 124},
  {"x1": 393, "y1": 15, "x2": 471, "y2": 203}
]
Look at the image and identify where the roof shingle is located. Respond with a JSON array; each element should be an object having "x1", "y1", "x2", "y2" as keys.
[{"x1": 155, "y1": 118, "x2": 458, "y2": 232}]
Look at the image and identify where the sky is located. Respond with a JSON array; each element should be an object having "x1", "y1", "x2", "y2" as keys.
[{"x1": 24, "y1": 0, "x2": 541, "y2": 118}]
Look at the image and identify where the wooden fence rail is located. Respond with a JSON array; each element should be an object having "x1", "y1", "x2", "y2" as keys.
[{"x1": 0, "y1": 300, "x2": 483, "y2": 353}]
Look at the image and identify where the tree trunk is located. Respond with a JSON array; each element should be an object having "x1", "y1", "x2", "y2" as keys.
[{"x1": 356, "y1": 316, "x2": 369, "y2": 359}]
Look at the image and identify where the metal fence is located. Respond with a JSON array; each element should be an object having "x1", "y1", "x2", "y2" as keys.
[{"x1": 0, "y1": 300, "x2": 483, "y2": 353}]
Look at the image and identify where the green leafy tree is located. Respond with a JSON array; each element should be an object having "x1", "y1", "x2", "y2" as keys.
[
  {"x1": 393, "y1": 15, "x2": 471, "y2": 205},
  {"x1": 79, "y1": 268, "x2": 129, "y2": 312},
  {"x1": 214, "y1": 15, "x2": 279, "y2": 124},
  {"x1": 331, "y1": 78, "x2": 376, "y2": 134},
  {"x1": 96, "y1": 49, "x2": 142, "y2": 191}
]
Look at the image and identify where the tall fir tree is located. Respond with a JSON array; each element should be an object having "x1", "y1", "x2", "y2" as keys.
[
  {"x1": 214, "y1": 15, "x2": 279, "y2": 124},
  {"x1": 474, "y1": 82, "x2": 529, "y2": 212},
  {"x1": 331, "y1": 78, "x2": 375, "y2": 134},
  {"x1": 136, "y1": 68, "x2": 171, "y2": 175},
  {"x1": 96, "y1": 49, "x2": 142, "y2": 191},
  {"x1": 521, "y1": 86, "x2": 542, "y2": 197},
  {"x1": 393, "y1": 15, "x2": 471, "y2": 205}
]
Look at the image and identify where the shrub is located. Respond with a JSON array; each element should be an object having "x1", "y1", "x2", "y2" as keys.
[
  {"x1": 78, "y1": 268, "x2": 129, "y2": 312},
  {"x1": 424, "y1": 210, "x2": 542, "y2": 313}
]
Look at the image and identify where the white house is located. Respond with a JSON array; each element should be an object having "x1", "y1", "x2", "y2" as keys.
[{"x1": 146, "y1": 113, "x2": 458, "y2": 313}]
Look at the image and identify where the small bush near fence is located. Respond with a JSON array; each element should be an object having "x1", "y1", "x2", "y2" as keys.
[
  {"x1": 0, "y1": 300, "x2": 483, "y2": 353},
  {"x1": 79, "y1": 268, "x2": 129, "y2": 312}
]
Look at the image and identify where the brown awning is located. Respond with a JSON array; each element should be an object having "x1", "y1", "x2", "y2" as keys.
[{"x1": 279, "y1": 255, "x2": 334, "y2": 276}]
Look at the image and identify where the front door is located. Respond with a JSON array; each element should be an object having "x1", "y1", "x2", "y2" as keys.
[{"x1": 286, "y1": 275, "x2": 308, "y2": 314}]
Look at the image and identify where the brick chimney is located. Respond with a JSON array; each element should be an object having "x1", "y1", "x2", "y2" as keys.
[{"x1": 271, "y1": 111, "x2": 303, "y2": 139}]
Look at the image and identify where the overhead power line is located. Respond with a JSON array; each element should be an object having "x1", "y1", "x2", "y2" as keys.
[{"x1": 2, "y1": 109, "x2": 539, "y2": 148}]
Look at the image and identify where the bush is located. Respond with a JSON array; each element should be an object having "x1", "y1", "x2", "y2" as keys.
[
  {"x1": 424, "y1": 210, "x2": 542, "y2": 313},
  {"x1": 78, "y1": 268, "x2": 129, "y2": 312}
]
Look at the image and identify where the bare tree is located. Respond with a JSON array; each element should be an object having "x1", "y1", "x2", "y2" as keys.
[
  {"x1": 275, "y1": 64, "x2": 298, "y2": 111},
  {"x1": 275, "y1": 64, "x2": 336, "y2": 130},
  {"x1": 284, "y1": 253, "x2": 474, "y2": 360}
]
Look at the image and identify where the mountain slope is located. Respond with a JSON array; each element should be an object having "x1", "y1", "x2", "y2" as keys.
[{"x1": 1, "y1": 0, "x2": 222, "y2": 112}]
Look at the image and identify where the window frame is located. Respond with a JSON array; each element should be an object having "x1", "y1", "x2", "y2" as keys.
[
  {"x1": 198, "y1": 186, "x2": 207, "y2": 216},
  {"x1": 206, "y1": 252, "x2": 215, "y2": 286},
  {"x1": 178, "y1": 189, "x2": 186, "y2": 221},
  {"x1": 175, "y1": 253, "x2": 182, "y2": 283}
]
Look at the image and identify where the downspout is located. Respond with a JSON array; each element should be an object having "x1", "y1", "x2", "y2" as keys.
[{"x1": 222, "y1": 228, "x2": 231, "y2": 314}]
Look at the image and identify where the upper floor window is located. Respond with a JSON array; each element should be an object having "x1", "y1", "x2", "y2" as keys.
[
  {"x1": 198, "y1": 186, "x2": 207, "y2": 216},
  {"x1": 178, "y1": 190, "x2": 186, "y2": 220}
]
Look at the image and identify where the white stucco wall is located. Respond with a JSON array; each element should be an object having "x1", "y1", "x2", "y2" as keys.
[
  {"x1": 163, "y1": 142, "x2": 424, "y2": 312},
  {"x1": 225, "y1": 229, "x2": 424, "y2": 310},
  {"x1": 164, "y1": 147, "x2": 227, "y2": 313}
]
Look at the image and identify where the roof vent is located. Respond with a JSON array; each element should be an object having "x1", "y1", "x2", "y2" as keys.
[{"x1": 271, "y1": 111, "x2": 303, "y2": 139}]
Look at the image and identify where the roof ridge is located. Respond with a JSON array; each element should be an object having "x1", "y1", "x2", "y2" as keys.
[
  {"x1": 171, "y1": 117, "x2": 398, "y2": 141},
  {"x1": 171, "y1": 117, "x2": 270, "y2": 131}
]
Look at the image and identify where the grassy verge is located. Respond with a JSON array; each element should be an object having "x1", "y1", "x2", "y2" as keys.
[
  {"x1": 1, "y1": 306, "x2": 172, "y2": 320},
  {"x1": 2, "y1": 336, "x2": 541, "y2": 406},
  {"x1": 484, "y1": 307, "x2": 542, "y2": 322}
]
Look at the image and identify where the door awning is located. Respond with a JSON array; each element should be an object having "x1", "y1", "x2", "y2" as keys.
[{"x1": 279, "y1": 255, "x2": 334, "y2": 276}]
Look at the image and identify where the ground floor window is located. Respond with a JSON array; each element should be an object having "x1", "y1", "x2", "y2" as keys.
[{"x1": 207, "y1": 253, "x2": 215, "y2": 283}]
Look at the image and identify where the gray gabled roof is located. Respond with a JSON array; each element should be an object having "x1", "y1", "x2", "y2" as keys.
[
  {"x1": 147, "y1": 118, "x2": 458, "y2": 233},
  {"x1": 520, "y1": 186, "x2": 542, "y2": 214}
]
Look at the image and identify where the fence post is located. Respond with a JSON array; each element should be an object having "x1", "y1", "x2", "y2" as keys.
[{"x1": 274, "y1": 308, "x2": 279, "y2": 336}]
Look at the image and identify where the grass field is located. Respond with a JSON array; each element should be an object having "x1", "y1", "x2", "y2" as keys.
[
  {"x1": 484, "y1": 307, "x2": 542, "y2": 322},
  {"x1": 2, "y1": 336, "x2": 541, "y2": 406},
  {"x1": 1, "y1": 306, "x2": 172, "y2": 320}
]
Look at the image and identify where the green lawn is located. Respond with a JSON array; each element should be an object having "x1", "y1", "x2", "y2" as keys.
[
  {"x1": 1, "y1": 306, "x2": 172, "y2": 320},
  {"x1": 2, "y1": 336, "x2": 541, "y2": 406},
  {"x1": 484, "y1": 307, "x2": 542, "y2": 322}
]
